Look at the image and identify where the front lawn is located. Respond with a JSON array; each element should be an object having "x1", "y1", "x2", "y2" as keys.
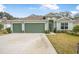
[{"x1": 47, "y1": 33, "x2": 79, "y2": 54}]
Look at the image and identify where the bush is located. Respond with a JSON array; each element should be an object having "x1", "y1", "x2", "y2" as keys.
[
  {"x1": 2, "y1": 30, "x2": 8, "y2": 34},
  {"x1": 55, "y1": 30, "x2": 67, "y2": 33},
  {"x1": 53, "y1": 28, "x2": 57, "y2": 33},
  {"x1": 73, "y1": 25, "x2": 79, "y2": 33},
  {"x1": 66, "y1": 31, "x2": 79, "y2": 36},
  {"x1": 0, "y1": 30, "x2": 8, "y2": 34},
  {"x1": 66, "y1": 31, "x2": 74, "y2": 34},
  {"x1": 5, "y1": 28, "x2": 12, "y2": 33},
  {"x1": 0, "y1": 23, "x2": 3, "y2": 30},
  {"x1": 45, "y1": 30, "x2": 50, "y2": 34}
]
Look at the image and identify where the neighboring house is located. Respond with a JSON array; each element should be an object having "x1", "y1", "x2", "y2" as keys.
[
  {"x1": 0, "y1": 13, "x2": 78, "y2": 33},
  {"x1": 73, "y1": 18, "x2": 79, "y2": 26}
]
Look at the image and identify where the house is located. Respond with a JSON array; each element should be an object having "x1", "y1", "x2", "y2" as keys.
[
  {"x1": 45, "y1": 13, "x2": 74, "y2": 32},
  {"x1": 0, "y1": 13, "x2": 77, "y2": 33},
  {"x1": 56, "y1": 17, "x2": 74, "y2": 31},
  {"x1": 73, "y1": 18, "x2": 79, "y2": 26},
  {"x1": 1, "y1": 15, "x2": 49, "y2": 33}
]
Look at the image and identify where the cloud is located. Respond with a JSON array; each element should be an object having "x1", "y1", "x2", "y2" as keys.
[
  {"x1": 71, "y1": 11, "x2": 78, "y2": 16},
  {"x1": 71, "y1": 11, "x2": 78, "y2": 14},
  {"x1": 76, "y1": 5, "x2": 79, "y2": 10},
  {"x1": 40, "y1": 4, "x2": 59, "y2": 10},
  {"x1": 0, "y1": 4, "x2": 6, "y2": 12},
  {"x1": 71, "y1": 5, "x2": 79, "y2": 15}
]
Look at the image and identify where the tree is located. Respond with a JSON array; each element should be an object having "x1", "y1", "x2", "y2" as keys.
[
  {"x1": 59, "y1": 12, "x2": 72, "y2": 17},
  {"x1": 46, "y1": 12, "x2": 72, "y2": 19},
  {"x1": 0, "y1": 12, "x2": 15, "y2": 20},
  {"x1": 74, "y1": 13, "x2": 79, "y2": 19},
  {"x1": 74, "y1": 13, "x2": 79, "y2": 17},
  {"x1": 73, "y1": 25, "x2": 79, "y2": 33},
  {"x1": 0, "y1": 23, "x2": 3, "y2": 30}
]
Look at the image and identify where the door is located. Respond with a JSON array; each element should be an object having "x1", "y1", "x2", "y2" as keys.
[
  {"x1": 49, "y1": 20, "x2": 54, "y2": 32},
  {"x1": 13, "y1": 23, "x2": 22, "y2": 33},
  {"x1": 25, "y1": 23, "x2": 45, "y2": 33}
]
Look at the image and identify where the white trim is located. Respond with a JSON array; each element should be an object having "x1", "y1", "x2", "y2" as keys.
[
  {"x1": 11, "y1": 24, "x2": 13, "y2": 32},
  {"x1": 45, "y1": 21, "x2": 49, "y2": 31},
  {"x1": 22, "y1": 23, "x2": 24, "y2": 31}
]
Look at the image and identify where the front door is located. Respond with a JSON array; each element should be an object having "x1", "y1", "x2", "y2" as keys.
[{"x1": 49, "y1": 20, "x2": 54, "y2": 32}]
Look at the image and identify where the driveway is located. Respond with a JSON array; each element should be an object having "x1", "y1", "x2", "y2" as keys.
[{"x1": 0, "y1": 33, "x2": 57, "y2": 54}]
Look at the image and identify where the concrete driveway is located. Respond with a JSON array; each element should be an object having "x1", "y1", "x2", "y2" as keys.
[{"x1": 0, "y1": 33, "x2": 57, "y2": 54}]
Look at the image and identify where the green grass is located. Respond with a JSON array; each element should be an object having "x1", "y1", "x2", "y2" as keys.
[{"x1": 47, "y1": 33, "x2": 79, "y2": 54}]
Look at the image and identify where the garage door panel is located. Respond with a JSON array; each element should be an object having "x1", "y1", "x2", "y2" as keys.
[
  {"x1": 25, "y1": 23, "x2": 45, "y2": 33},
  {"x1": 13, "y1": 23, "x2": 22, "y2": 33}
]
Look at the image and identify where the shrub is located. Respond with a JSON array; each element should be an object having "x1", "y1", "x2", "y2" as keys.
[
  {"x1": 73, "y1": 25, "x2": 79, "y2": 33},
  {"x1": 0, "y1": 29, "x2": 8, "y2": 34},
  {"x1": 53, "y1": 28, "x2": 57, "y2": 33},
  {"x1": 5, "y1": 28, "x2": 12, "y2": 33},
  {"x1": 45, "y1": 30, "x2": 50, "y2": 34},
  {"x1": 0, "y1": 23, "x2": 3, "y2": 30},
  {"x1": 66, "y1": 30, "x2": 79, "y2": 36},
  {"x1": 2, "y1": 30, "x2": 8, "y2": 34},
  {"x1": 66, "y1": 31, "x2": 74, "y2": 35},
  {"x1": 55, "y1": 30, "x2": 67, "y2": 33}
]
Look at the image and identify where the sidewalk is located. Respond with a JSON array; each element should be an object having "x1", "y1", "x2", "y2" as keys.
[{"x1": 41, "y1": 34, "x2": 57, "y2": 54}]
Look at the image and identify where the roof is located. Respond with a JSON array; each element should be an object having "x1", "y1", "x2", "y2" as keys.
[
  {"x1": 73, "y1": 17, "x2": 79, "y2": 24},
  {"x1": 73, "y1": 20, "x2": 79, "y2": 24},
  {"x1": 57, "y1": 17, "x2": 73, "y2": 22},
  {"x1": 45, "y1": 12, "x2": 62, "y2": 19},
  {"x1": 24, "y1": 14, "x2": 45, "y2": 20},
  {"x1": 74, "y1": 17, "x2": 79, "y2": 20}
]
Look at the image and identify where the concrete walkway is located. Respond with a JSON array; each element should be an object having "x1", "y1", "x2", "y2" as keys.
[{"x1": 0, "y1": 33, "x2": 57, "y2": 54}]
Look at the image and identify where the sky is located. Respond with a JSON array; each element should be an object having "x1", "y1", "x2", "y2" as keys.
[{"x1": 0, "y1": 4, "x2": 79, "y2": 18}]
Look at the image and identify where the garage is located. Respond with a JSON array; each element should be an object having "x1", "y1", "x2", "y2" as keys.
[
  {"x1": 25, "y1": 23, "x2": 45, "y2": 33},
  {"x1": 13, "y1": 23, "x2": 22, "y2": 33}
]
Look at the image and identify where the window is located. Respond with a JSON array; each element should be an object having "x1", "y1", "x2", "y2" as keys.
[
  {"x1": 61, "y1": 23, "x2": 68, "y2": 29},
  {"x1": 65, "y1": 23, "x2": 68, "y2": 29},
  {"x1": 61, "y1": 23, "x2": 64, "y2": 29}
]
